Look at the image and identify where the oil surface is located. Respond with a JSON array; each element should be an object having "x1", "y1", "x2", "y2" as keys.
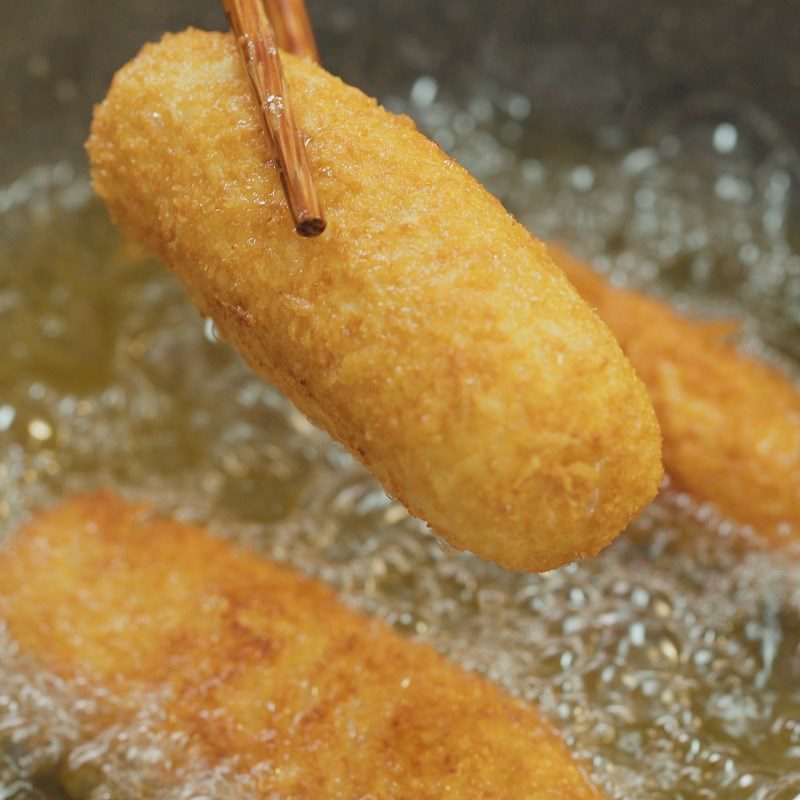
[{"x1": 1, "y1": 84, "x2": 800, "y2": 800}]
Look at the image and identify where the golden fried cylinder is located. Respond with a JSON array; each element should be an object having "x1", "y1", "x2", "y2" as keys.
[
  {"x1": 0, "y1": 493, "x2": 601, "y2": 799},
  {"x1": 86, "y1": 29, "x2": 662, "y2": 572},
  {"x1": 551, "y1": 244, "x2": 800, "y2": 543}
]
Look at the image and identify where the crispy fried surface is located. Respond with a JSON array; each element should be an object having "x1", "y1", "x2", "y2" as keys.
[
  {"x1": 0, "y1": 493, "x2": 600, "y2": 799},
  {"x1": 551, "y1": 244, "x2": 800, "y2": 543},
  {"x1": 86, "y1": 29, "x2": 662, "y2": 572}
]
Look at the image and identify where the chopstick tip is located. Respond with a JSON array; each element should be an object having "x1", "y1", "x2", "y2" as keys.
[{"x1": 296, "y1": 213, "x2": 326, "y2": 237}]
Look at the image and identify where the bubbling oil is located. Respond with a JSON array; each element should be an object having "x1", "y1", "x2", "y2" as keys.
[{"x1": 1, "y1": 84, "x2": 800, "y2": 800}]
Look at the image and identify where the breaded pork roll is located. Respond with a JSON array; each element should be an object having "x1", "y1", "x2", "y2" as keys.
[{"x1": 88, "y1": 29, "x2": 662, "y2": 571}]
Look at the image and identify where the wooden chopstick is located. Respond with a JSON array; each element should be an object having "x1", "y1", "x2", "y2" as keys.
[
  {"x1": 222, "y1": 0, "x2": 326, "y2": 237},
  {"x1": 261, "y1": 0, "x2": 321, "y2": 63}
]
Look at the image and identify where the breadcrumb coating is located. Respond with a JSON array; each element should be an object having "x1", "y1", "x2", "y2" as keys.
[
  {"x1": 87, "y1": 29, "x2": 662, "y2": 571},
  {"x1": 551, "y1": 244, "x2": 800, "y2": 543},
  {"x1": 0, "y1": 493, "x2": 602, "y2": 799}
]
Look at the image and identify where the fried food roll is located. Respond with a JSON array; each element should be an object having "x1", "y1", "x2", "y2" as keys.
[
  {"x1": 550, "y1": 244, "x2": 800, "y2": 544},
  {"x1": 86, "y1": 29, "x2": 662, "y2": 572},
  {"x1": 0, "y1": 493, "x2": 601, "y2": 799}
]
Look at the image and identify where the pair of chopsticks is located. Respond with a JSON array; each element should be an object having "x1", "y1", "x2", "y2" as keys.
[{"x1": 222, "y1": 0, "x2": 325, "y2": 236}]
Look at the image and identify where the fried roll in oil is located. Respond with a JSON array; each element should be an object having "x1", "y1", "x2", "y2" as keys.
[
  {"x1": 0, "y1": 493, "x2": 601, "y2": 799},
  {"x1": 86, "y1": 29, "x2": 662, "y2": 572},
  {"x1": 551, "y1": 244, "x2": 800, "y2": 544}
]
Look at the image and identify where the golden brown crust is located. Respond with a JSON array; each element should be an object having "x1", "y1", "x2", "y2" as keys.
[
  {"x1": 86, "y1": 28, "x2": 662, "y2": 571},
  {"x1": 0, "y1": 493, "x2": 601, "y2": 799},
  {"x1": 551, "y1": 244, "x2": 800, "y2": 543}
]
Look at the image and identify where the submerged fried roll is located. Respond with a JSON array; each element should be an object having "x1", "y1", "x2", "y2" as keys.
[
  {"x1": 551, "y1": 245, "x2": 800, "y2": 543},
  {"x1": 0, "y1": 493, "x2": 600, "y2": 799},
  {"x1": 86, "y1": 29, "x2": 662, "y2": 572}
]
